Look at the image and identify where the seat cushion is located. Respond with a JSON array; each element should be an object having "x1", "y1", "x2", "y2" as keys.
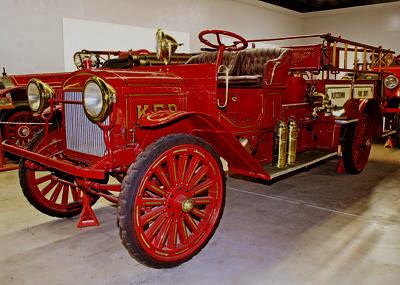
[
  {"x1": 235, "y1": 47, "x2": 287, "y2": 76},
  {"x1": 186, "y1": 51, "x2": 240, "y2": 75}
]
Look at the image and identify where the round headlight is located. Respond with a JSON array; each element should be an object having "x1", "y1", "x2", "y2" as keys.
[
  {"x1": 384, "y1": 75, "x2": 399, "y2": 90},
  {"x1": 27, "y1": 79, "x2": 54, "y2": 114},
  {"x1": 83, "y1": 77, "x2": 114, "y2": 122}
]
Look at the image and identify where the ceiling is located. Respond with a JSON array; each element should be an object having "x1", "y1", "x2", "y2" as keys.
[{"x1": 260, "y1": 0, "x2": 399, "y2": 13}]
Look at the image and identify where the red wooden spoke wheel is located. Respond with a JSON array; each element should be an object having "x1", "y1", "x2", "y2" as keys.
[
  {"x1": 19, "y1": 128, "x2": 98, "y2": 218},
  {"x1": 3, "y1": 110, "x2": 42, "y2": 148},
  {"x1": 118, "y1": 134, "x2": 225, "y2": 268},
  {"x1": 198, "y1": 29, "x2": 248, "y2": 51},
  {"x1": 343, "y1": 114, "x2": 372, "y2": 174}
]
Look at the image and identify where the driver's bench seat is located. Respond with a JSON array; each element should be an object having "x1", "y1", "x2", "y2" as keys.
[
  {"x1": 186, "y1": 51, "x2": 241, "y2": 75},
  {"x1": 186, "y1": 47, "x2": 288, "y2": 87}
]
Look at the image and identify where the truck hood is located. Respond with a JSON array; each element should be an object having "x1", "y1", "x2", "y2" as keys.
[{"x1": 63, "y1": 69, "x2": 184, "y2": 93}]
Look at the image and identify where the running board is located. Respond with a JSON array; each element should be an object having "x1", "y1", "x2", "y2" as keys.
[{"x1": 263, "y1": 150, "x2": 337, "y2": 179}]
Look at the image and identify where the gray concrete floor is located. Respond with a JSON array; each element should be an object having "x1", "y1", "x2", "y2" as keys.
[{"x1": 1, "y1": 144, "x2": 400, "y2": 285}]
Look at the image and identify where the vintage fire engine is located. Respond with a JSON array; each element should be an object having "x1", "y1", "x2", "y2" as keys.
[
  {"x1": 3, "y1": 29, "x2": 392, "y2": 267},
  {"x1": 380, "y1": 55, "x2": 400, "y2": 146}
]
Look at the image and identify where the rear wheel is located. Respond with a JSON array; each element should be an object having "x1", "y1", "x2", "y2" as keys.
[
  {"x1": 19, "y1": 128, "x2": 98, "y2": 218},
  {"x1": 342, "y1": 114, "x2": 372, "y2": 174},
  {"x1": 118, "y1": 134, "x2": 225, "y2": 268},
  {"x1": 394, "y1": 114, "x2": 400, "y2": 149}
]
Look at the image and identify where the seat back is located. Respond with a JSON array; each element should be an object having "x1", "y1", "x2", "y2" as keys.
[
  {"x1": 186, "y1": 51, "x2": 241, "y2": 75},
  {"x1": 234, "y1": 47, "x2": 288, "y2": 76}
]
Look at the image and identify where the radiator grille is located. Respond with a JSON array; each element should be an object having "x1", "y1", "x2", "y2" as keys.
[{"x1": 64, "y1": 92, "x2": 106, "y2": 157}]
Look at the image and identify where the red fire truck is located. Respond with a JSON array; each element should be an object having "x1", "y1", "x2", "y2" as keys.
[
  {"x1": 381, "y1": 55, "x2": 400, "y2": 146},
  {"x1": 2, "y1": 29, "x2": 393, "y2": 267}
]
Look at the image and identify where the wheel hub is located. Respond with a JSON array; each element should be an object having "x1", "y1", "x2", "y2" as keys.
[
  {"x1": 181, "y1": 198, "x2": 194, "y2": 213},
  {"x1": 18, "y1": 126, "x2": 30, "y2": 138},
  {"x1": 170, "y1": 192, "x2": 194, "y2": 213}
]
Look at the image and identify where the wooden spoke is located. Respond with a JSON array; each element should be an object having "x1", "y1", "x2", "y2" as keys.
[
  {"x1": 184, "y1": 156, "x2": 201, "y2": 184},
  {"x1": 35, "y1": 174, "x2": 52, "y2": 185},
  {"x1": 146, "y1": 180, "x2": 166, "y2": 197},
  {"x1": 61, "y1": 184, "x2": 69, "y2": 205},
  {"x1": 146, "y1": 213, "x2": 167, "y2": 242},
  {"x1": 192, "y1": 196, "x2": 214, "y2": 205},
  {"x1": 49, "y1": 183, "x2": 63, "y2": 203},
  {"x1": 141, "y1": 198, "x2": 165, "y2": 207},
  {"x1": 188, "y1": 165, "x2": 209, "y2": 189},
  {"x1": 140, "y1": 206, "x2": 166, "y2": 226},
  {"x1": 192, "y1": 179, "x2": 213, "y2": 196},
  {"x1": 191, "y1": 207, "x2": 207, "y2": 220},
  {"x1": 177, "y1": 216, "x2": 188, "y2": 244},
  {"x1": 185, "y1": 214, "x2": 200, "y2": 234},
  {"x1": 40, "y1": 179, "x2": 58, "y2": 196}
]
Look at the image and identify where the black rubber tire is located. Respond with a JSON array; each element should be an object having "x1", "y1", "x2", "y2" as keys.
[
  {"x1": 395, "y1": 114, "x2": 400, "y2": 149},
  {"x1": 19, "y1": 127, "x2": 99, "y2": 218},
  {"x1": 342, "y1": 114, "x2": 372, "y2": 174},
  {"x1": 118, "y1": 134, "x2": 226, "y2": 268}
]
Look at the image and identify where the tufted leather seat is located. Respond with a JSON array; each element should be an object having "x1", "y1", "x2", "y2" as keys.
[
  {"x1": 235, "y1": 48, "x2": 286, "y2": 76},
  {"x1": 186, "y1": 51, "x2": 240, "y2": 75},
  {"x1": 187, "y1": 47, "x2": 287, "y2": 86}
]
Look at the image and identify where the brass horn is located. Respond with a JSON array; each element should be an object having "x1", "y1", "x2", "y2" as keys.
[{"x1": 156, "y1": 28, "x2": 182, "y2": 65}]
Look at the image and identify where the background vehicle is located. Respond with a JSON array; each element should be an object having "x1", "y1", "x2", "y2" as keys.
[
  {"x1": 380, "y1": 55, "x2": 400, "y2": 146},
  {"x1": 0, "y1": 71, "x2": 68, "y2": 149},
  {"x1": 3, "y1": 29, "x2": 392, "y2": 268}
]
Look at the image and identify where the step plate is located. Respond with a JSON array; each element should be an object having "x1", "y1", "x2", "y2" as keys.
[{"x1": 264, "y1": 150, "x2": 337, "y2": 179}]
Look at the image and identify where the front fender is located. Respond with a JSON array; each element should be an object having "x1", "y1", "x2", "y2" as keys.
[{"x1": 137, "y1": 110, "x2": 271, "y2": 180}]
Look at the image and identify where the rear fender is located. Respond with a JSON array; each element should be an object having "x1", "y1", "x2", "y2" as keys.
[
  {"x1": 359, "y1": 99, "x2": 383, "y2": 139},
  {"x1": 344, "y1": 99, "x2": 382, "y2": 139},
  {"x1": 137, "y1": 111, "x2": 271, "y2": 180}
]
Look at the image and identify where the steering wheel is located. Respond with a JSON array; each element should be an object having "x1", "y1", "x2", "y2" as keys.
[
  {"x1": 73, "y1": 50, "x2": 102, "y2": 70},
  {"x1": 199, "y1": 30, "x2": 248, "y2": 51}
]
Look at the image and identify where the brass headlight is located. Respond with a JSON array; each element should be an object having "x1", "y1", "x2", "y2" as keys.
[
  {"x1": 82, "y1": 76, "x2": 114, "y2": 123},
  {"x1": 27, "y1": 78, "x2": 54, "y2": 114}
]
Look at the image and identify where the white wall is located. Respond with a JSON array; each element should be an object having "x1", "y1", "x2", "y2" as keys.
[
  {"x1": 303, "y1": 2, "x2": 400, "y2": 53},
  {"x1": 62, "y1": 19, "x2": 191, "y2": 71},
  {"x1": 3, "y1": 0, "x2": 399, "y2": 75},
  {"x1": 0, "y1": 0, "x2": 303, "y2": 74}
]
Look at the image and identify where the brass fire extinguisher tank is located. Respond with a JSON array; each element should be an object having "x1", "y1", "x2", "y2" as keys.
[
  {"x1": 273, "y1": 120, "x2": 288, "y2": 168},
  {"x1": 287, "y1": 117, "x2": 298, "y2": 165}
]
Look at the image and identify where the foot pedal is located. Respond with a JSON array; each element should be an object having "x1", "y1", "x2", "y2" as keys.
[{"x1": 77, "y1": 192, "x2": 99, "y2": 228}]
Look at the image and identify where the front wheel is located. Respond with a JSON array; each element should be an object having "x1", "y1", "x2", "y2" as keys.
[
  {"x1": 342, "y1": 114, "x2": 372, "y2": 174},
  {"x1": 118, "y1": 134, "x2": 226, "y2": 268}
]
